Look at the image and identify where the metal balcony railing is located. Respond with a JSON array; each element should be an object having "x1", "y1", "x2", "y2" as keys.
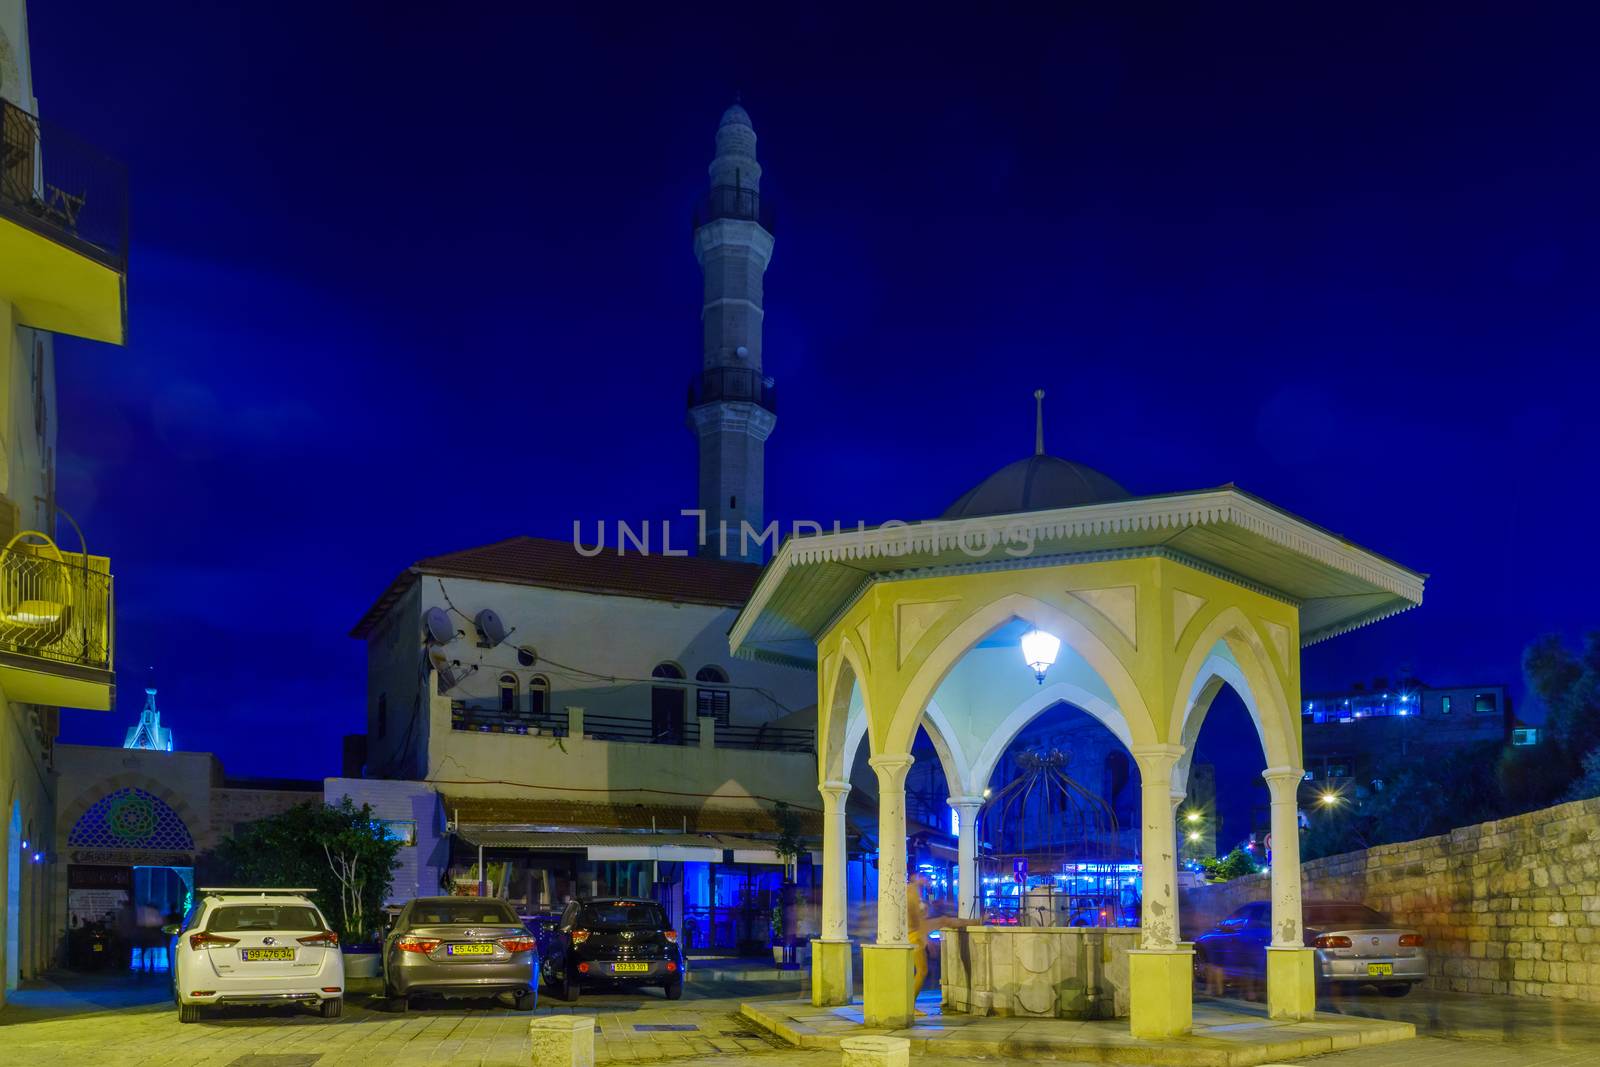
[
  {"x1": 692, "y1": 184, "x2": 773, "y2": 233},
  {"x1": 447, "y1": 701, "x2": 814, "y2": 753},
  {"x1": 688, "y1": 366, "x2": 777, "y2": 414},
  {"x1": 0, "y1": 99, "x2": 128, "y2": 271},
  {"x1": 0, "y1": 536, "x2": 113, "y2": 672}
]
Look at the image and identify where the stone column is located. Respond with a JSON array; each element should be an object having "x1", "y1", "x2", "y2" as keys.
[
  {"x1": 862, "y1": 753, "x2": 916, "y2": 1028},
  {"x1": 1127, "y1": 744, "x2": 1193, "y2": 1039},
  {"x1": 812, "y1": 779, "x2": 854, "y2": 1006},
  {"x1": 947, "y1": 794, "x2": 986, "y2": 920},
  {"x1": 1262, "y1": 766, "x2": 1315, "y2": 1020}
]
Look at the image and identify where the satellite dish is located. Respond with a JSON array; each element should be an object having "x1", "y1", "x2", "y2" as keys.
[
  {"x1": 474, "y1": 608, "x2": 509, "y2": 648},
  {"x1": 426, "y1": 646, "x2": 451, "y2": 672},
  {"x1": 424, "y1": 607, "x2": 454, "y2": 645},
  {"x1": 516, "y1": 645, "x2": 538, "y2": 668}
]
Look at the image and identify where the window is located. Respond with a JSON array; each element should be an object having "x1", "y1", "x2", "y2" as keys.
[
  {"x1": 695, "y1": 665, "x2": 731, "y2": 726},
  {"x1": 499, "y1": 674, "x2": 518, "y2": 714},
  {"x1": 1474, "y1": 692, "x2": 1497, "y2": 714},
  {"x1": 1440, "y1": 696, "x2": 1453, "y2": 715},
  {"x1": 1325, "y1": 759, "x2": 1352, "y2": 779},
  {"x1": 377, "y1": 819, "x2": 416, "y2": 845},
  {"x1": 1512, "y1": 727, "x2": 1539, "y2": 746},
  {"x1": 651, "y1": 662, "x2": 687, "y2": 744},
  {"x1": 529, "y1": 675, "x2": 550, "y2": 717},
  {"x1": 208, "y1": 905, "x2": 325, "y2": 933}
]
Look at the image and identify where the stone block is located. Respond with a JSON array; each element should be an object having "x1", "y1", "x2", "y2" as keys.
[
  {"x1": 1129, "y1": 948, "x2": 1193, "y2": 1039},
  {"x1": 811, "y1": 938, "x2": 853, "y2": 1007},
  {"x1": 528, "y1": 1016, "x2": 595, "y2": 1067},
  {"x1": 840, "y1": 1036, "x2": 910, "y2": 1067},
  {"x1": 861, "y1": 942, "x2": 915, "y2": 1029}
]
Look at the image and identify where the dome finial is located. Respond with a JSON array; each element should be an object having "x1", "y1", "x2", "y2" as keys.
[{"x1": 1033, "y1": 389, "x2": 1046, "y2": 456}]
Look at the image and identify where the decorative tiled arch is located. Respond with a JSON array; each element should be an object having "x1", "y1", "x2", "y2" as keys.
[
  {"x1": 68, "y1": 787, "x2": 195, "y2": 851},
  {"x1": 58, "y1": 774, "x2": 202, "y2": 853}
]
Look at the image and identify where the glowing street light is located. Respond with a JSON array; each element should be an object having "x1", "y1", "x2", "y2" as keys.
[
  {"x1": 1186, "y1": 831, "x2": 1201, "y2": 842},
  {"x1": 1184, "y1": 811, "x2": 1202, "y2": 824},
  {"x1": 1319, "y1": 791, "x2": 1340, "y2": 806},
  {"x1": 1020, "y1": 628, "x2": 1060, "y2": 684}
]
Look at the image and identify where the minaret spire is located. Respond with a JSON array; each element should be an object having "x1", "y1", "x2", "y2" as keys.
[
  {"x1": 687, "y1": 101, "x2": 777, "y2": 562},
  {"x1": 1034, "y1": 389, "x2": 1046, "y2": 456}
]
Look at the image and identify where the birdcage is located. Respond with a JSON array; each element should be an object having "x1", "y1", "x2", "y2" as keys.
[{"x1": 975, "y1": 747, "x2": 1138, "y2": 927}]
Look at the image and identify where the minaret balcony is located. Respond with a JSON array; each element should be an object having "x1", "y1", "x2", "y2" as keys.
[
  {"x1": 0, "y1": 529, "x2": 114, "y2": 710},
  {"x1": 688, "y1": 366, "x2": 777, "y2": 415},
  {"x1": 692, "y1": 184, "x2": 774, "y2": 234},
  {"x1": 0, "y1": 100, "x2": 128, "y2": 344}
]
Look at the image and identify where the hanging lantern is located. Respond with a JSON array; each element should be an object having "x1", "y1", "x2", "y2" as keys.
[{"x1": 1020, "y1": 628, "x2": 1060, "y2": 684}]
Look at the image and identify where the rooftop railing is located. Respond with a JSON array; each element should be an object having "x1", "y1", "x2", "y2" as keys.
[
  {"x1": 692, "y1": 184, "x2": 773, "y2": 233},
  {"x1": 447, "y1": 702, "x2": 813, "y2": 754},
  {"x1": 0, "y1": 99, "x2": 128, "y2": 271}
]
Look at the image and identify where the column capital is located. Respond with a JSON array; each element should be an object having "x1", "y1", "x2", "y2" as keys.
[
  {"x1": 1262, "y1": 766, "x2": 1306, "y2": 791},
  {"x1": 818, "y1": 780, "x2": 851, "y2": 806},
  {"x1": 868, "y1": 752, "x2": 915, "y2": 789},
  {"x1": 1131, "y1": 743, "x2": 1187, "y2": 774},
  {"x1": 1169, "y1": 790, "x2": 1188, "y2": 811},
  {"x1": 946, "y1": 794, "x2": 986, "y2": 811}
]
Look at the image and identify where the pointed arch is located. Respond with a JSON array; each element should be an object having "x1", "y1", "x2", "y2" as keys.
[
  {"x1": 885, "y1": 591, "x2": 1156, "y2": 757},
  {"x1": 967, "y1": 680, "x2": 1134, "y2": 793},
  {"x1": 820, "y1": 636, "x2": 872, "y2": 783},
  {"x1": 1170, "y1": 604, "x2": 1296, "y2": 776},
  {"x1": 920, "y1": 698, "x2": 974, "y2": 798}
]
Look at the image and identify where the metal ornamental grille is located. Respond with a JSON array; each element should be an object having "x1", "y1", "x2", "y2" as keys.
[
  {"x1": 68, "y1": 787, "x2": 195, "y2": 851},
  {"x1": 0, "y1": 99, "x2": 129, "y2": 271},
  {"x1": 0, "y1": 547, "x2": 114, "y2": 670}
]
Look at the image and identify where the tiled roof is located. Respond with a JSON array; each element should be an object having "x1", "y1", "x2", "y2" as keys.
[{"x1": 352, "y1": 535, "x2": 764, "y2": 638}]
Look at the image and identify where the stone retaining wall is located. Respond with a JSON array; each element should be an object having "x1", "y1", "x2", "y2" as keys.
[{"x1": 1179, "y1": 797, "x2": 1600, "y2": 1002}]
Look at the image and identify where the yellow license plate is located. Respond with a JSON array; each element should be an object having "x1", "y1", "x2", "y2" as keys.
[
  {"x1": 92, "y1": 944, "x2": 104, "y2": 952},
  {"x1": 1367, "y1": 963, "x2": 1393, "y2": 976},
  {"x1": 447, "y1": 943, "x2": 495, "y2": 956},
  {"x1": 612, "y1": 962, "x2": 650, "y2": 973},
  {"x1": 242, "y1": 948, "x2": 296, "y2": 962}
]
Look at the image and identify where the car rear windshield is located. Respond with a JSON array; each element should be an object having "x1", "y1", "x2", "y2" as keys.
[
  {"x1": 1305, "y1": 904, "x2": 1390, "y2": 927},
  {"x1": 208, "y1": 905, "x2": 324, "y2": 932},
  {"x1": 578, "y1": 902, "x2": 666, "y2": 930},
  {"x1": 411, "y1": 901, "x2": 520, "y2": 925}
]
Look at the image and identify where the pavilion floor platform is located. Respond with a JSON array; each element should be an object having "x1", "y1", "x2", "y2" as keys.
[{"x1": 739, "y1": 991, "x2": 1416, "y2": 1066}]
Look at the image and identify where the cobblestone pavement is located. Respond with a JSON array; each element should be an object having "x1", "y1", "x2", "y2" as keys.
[{"x1": 3, "y1": 974, "x2": 1597, "y2": 1067}]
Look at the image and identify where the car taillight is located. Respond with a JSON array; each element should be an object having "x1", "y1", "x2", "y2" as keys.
[
  {"x1": 1399, "y1": 934, "x2": 1424, "y2": 947},
  {"x1": 189, "y1": 932, "x2": 239, "y2": 951},
  {"x1": 571, "y1": 929, "x2": 590, "y2": 946},
  {"x1": 666, "y1": 961, "x2": 678, "y2": 973},
  {"x1": 577, "y1": 961, "x2": 590, "y2": 973},
  {"x1": 1313, "y1": 935, "x2": 1353, "y2": 949},
  {"x1": 396, "y1": 936, "x2": 441, "y2": 953},
  {"x1": 664, "y1": 930, "x2": 678, "y2": 943},
  {"x1": 498, "y1": 936, "x2": 536, "y2": 953},
  {"x1": 298, "y1": 931, "x2": 339, "y2": 947}
]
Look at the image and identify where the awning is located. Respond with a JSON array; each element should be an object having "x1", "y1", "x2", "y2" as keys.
[{"x1": 453, "y1": 828, "x2": 821, "y2": 865}]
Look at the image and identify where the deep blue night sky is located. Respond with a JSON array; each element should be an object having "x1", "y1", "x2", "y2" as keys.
[{"x1": 28, "y1": 4, "x2": 1599, "y2": 807}]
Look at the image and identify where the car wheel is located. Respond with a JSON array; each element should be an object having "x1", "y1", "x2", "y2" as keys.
[
  {"x1": 512, "y1": 988, "x2": 537, "y2": 1011},
  {"x1": 319, "y1": 997, "x2": 343, "y2": 1018},
  {"x1": 178, "y1": 1002, "x2": 202, "y2": 1024},
  {"x1": 559, "y1": 971, "x2": 580, "y2": 1002},
  {"x1": 1380, "y1": 984, "x2": 1411, "y2": 998},
  {"x1": 664, "y1": 977, "x2": 683, "y2": 1001}
]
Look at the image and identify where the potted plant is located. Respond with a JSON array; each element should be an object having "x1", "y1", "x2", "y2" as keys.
[{"x1": 770, "y1": 803, "x2": 809, "y2": 969}]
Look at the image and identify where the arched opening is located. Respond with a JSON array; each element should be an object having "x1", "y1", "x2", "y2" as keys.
[
  {"x1": 5, "y1": 799, "x2": 20, "y2": 992},
  {"x1": 528, "y1": 674, "x2": 550, "y2": 718},
  {"x1": 650, "y1": 662, "x2": 686, "y2": 745},
  {"x1": 498, "y1": 673, "x2": 518, "y2": 714},
  {"x1": 694, "y1": 665, "x2": 731, "y2": 726},
  {"x1": 974, "y1": 700, "x2": 1140, "y2": 927}
]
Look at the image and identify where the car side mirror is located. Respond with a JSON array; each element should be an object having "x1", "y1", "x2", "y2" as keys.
[{"x1": 161, "y1": 924, "x2": 180, "y2": 936}]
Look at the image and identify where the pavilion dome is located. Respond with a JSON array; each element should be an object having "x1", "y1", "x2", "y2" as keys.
[{"x1": 942, "y1": 452, "x2": 1131, "y2": 519}]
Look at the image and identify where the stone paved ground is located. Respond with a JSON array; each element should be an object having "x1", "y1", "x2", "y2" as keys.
[{"x1": 2, "y1": 974, "x2": 1596, "y2": 1067}]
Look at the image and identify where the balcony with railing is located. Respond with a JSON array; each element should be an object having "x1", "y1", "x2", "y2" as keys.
[
  {"x1": 448, "y1": 700, "x2": 812, "y2": 754},
  {"x1": 0, "y1": 99, "x2": 128, "y2": 344},
  {"x1": 692, "y1": 184, "x2": 773, "y2": 233},
  {"x1": 0, "y1": 531, "x2": 115, "y2": 710},
  {"x1": 688, "y1": 366, "x2": 777, "y2": 415}
]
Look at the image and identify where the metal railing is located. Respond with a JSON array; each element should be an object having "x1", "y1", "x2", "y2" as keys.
[
  {"x1": 0, "y1": 547, "x2": 113, "y2": 671},
  {"x1": 0, "y1": 99, "x2": 128, "y2": 271},
  {"x1": 692, "y1": 184, "x2": 773, "y2": 233},
  {"x1": 688, "y1": 367, "x2": 777, "y2": 414},
  {"x1": 716, "y1": 722, "x2": 814, "y2": 753}
]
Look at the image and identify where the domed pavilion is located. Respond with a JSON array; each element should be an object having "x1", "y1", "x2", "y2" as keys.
[{"x1": 731, "y1": 392, "x2": 1425, "y2": 1037}]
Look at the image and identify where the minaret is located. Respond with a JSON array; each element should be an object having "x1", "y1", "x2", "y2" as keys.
[
  {"x1": 687, "y1": 101, "x2": 776, "y2": 562},
  {"x1": 123, "y1": 687, "x2": 173, "y2": 752}
]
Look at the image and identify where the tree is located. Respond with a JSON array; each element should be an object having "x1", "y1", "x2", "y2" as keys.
[
  {"x1": 1564, "y1": 747, "x2": 1600, "y2": 803},
  {"x1": 1201, "y1": 848, "x2": 1260, "y2": 882},
  {"x1": 1524, "y1": 631, "x2": 1600, "y2": 784},
  {"x1": 210, "y1": 797, "x2": 400, "y2": 944},
  {"x1": 771, "y1": 801, "x2": 804, "y2": 882}
]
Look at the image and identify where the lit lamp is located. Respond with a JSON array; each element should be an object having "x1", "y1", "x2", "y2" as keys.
[{"x1": 1020, "y1": 628, "x2": 1060, "y2": 684}]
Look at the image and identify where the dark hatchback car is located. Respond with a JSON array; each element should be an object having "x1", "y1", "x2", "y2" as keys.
[{"x1": 540, "y1": 897, "x2": 684, "y2": 1000}]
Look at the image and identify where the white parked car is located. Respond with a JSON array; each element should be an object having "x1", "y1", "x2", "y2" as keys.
[{"x1": 168, "y1": 888, "x2": 345, "y2": 1022}]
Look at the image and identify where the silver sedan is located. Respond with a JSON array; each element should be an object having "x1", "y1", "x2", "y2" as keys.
[{"x1": 381, "y1": 897, "x2": 536, "y2": 1010}]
